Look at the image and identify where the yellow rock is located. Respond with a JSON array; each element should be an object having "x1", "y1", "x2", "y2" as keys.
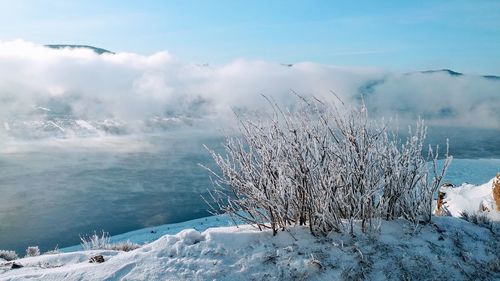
[{"x1": 493, "y1": 173, "x2": 500, "y2": 211}]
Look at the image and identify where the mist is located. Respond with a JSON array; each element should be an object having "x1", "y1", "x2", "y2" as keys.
[{"x1": 0, "y1": 40, "x2": 499, "y2": 144}]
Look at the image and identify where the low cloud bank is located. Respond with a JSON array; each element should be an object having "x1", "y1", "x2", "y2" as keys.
[{"x1": 0, "y1": 40, "x2": 498, "y2": 141}]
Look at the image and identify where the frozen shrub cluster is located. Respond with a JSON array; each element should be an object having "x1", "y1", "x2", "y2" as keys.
[
  {"x1": 460, "y1": 211, "x2": 492, "y2": 226},
  {"x1": 43, "y1": 245, "x2": 60, "y2": 255},
  {"x1": 459, "y1": 211, "x2": 497, "y2": 234},
  {"x1": 25, "y1": 246, "x2": 40, "y2": 257},
  {"x1": 80, "y1": 231, "x2": 111, "y2": 251},
  {"x1": 204, "y1": 97, "x2": 452, "y2": 235},
  {"x1": 80, "y1": 231, "x2": 140, "y2": 252},
  {"x1": 106, "y1": 241, "x2": 141, "y2": 252},
  {"x1": 0, "y1": 250, "x2": 18, "y2": 261}
]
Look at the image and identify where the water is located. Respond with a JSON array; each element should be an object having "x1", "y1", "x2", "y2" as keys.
[
  {"x1": 426, "y1": 126, "x2": 500, "y2": 159},
  {"x1": 441, "y1": 158, "x2": 500, "y2": 185},
  {"x1": 0, "y1": 127, "x2": 499, "y2": 254},
  {"x1": 0, "y1": 131, "x2": 222, "y2": 253}
]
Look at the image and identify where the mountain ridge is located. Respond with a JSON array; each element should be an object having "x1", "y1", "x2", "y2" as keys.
[
  {"x1": 415, "y1": 68, "x2": 499, "y2": 80},
  {"x1": 44, "y1": 44, "x2": 114, "y2": 55}
]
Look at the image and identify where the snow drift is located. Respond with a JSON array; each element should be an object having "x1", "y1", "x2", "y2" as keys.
[
  {"x1": 437, "y1": 174, "x2": 500, "y2": 221},
  {"x1": 0, "y1": 217, "x2": 498, "y2": 280}
]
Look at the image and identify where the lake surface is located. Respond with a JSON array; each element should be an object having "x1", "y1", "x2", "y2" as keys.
[
  {"x1": 0, "y1": 127, "x2": 499, "y2": 253},
  {"x1": 0, "y1": 131, "x2": 222, "y2": 253}
]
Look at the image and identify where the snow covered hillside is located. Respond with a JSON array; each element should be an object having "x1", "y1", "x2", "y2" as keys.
[
  {"x1": 437, "y1": 175, "x2": 500, "y2": 221},
  {"x1": 1, "y1": 177, "x2": 499, "y2": 280},
  {"x1": 1, "y1": 217, "x2": 499, "y2": 281}
]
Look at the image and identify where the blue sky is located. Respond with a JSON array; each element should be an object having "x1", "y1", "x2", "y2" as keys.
[{"x1": 0, "y1": 0, "x2": 499, "y2": 74}]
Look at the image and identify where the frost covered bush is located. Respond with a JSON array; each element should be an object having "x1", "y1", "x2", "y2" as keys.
[
  {"x1": 460, "y1": 211, "x2": 491, "y2": 225},
  {"x1": 106, "y1": 241, "x2": 141, "y2": 252},
  {"x1": 204, "y1": 97, "x2": 452, "y2": 235},
  {"x1": 43, "y1": 245, "x2": 59, "y2": 255},
  {"x1": 460, "y1": 211, "x2": 494, "y2": 230},
  {"x1": 0, "y1": 250, "x2": 18, "y2": 261},
  {"x1": 80, "y1": 231, "x2": 111, "y2": 251},
  {"x1": 25, "y1": 246, "x2": 40, "y2": 257},
  {"x1": 80, "y1": 231, "x2": 140, "y2": 252}
]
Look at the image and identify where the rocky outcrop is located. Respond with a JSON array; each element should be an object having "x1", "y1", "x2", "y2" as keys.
[
  {"x1": 493, "y1": 173, "x2": 500, "y2": 211},
  {"x1": 434, "y1": 183, "x2": 453, "y2": 216},
  {"x1": 89, "y1": 255, "x2": 105, "y2": 263}
]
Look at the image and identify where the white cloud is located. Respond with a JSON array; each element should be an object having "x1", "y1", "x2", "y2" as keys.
[{"x1": 0, "y1": 39, "x2": 498, "y2": 142}]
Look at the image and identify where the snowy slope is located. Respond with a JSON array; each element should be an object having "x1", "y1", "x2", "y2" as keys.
[
  {"x1": 440, "y1": 177, "x2": 500, "y2": 220},
  {"x1": 61, "y1": 216, "x2": 232, "y2": 253},
  {"x1": 2, "y1": 177, "x2": 499, "y2": 280},
  {"x1": 1, "y1": 217, "x2": 499, "y2": 281}
]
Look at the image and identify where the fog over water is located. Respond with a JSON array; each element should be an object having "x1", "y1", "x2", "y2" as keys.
[
  {"x1": 0, "y1": 41, "x2": 499, "y2": 253},
  {"x1": 0, "y1": 40, "x2": 498, "y2": 131},
  {"x1": 0, "y1": 131, "x2": 220, "y2": 253}
]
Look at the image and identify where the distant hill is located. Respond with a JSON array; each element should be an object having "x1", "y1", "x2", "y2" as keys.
[
  {"x1": 357, "y1": 68, "x2": 500, "y2": 119},
  {"x1": 44, "y1": 44, "x2": 114, "y2": 55},
  {"x1": 419, "y1": 69, "x2": 500, "y2": 80}
]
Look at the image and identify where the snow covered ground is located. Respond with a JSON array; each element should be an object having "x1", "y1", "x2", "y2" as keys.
[
  {"x1": 1, "y1": 177, "x2": 499, "y2": 280},
  {"x1": 60, "y1": 216, "x2": 233, "y2": 253},
  {"x1": 1, "y1": 216, "x2": 498, "y2": 280}
]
